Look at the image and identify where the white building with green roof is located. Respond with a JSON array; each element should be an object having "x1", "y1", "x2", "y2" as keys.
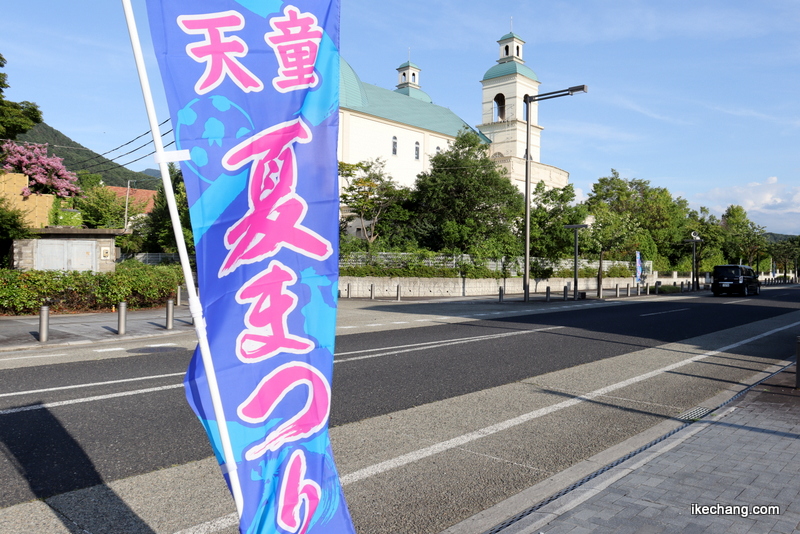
[{"x1": 338, "y1": 31, "x2": 569, "y2": 194}]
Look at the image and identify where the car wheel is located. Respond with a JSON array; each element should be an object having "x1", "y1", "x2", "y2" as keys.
[{"x1": 743, "y1": 286, "x2": 749, "y2": 297}]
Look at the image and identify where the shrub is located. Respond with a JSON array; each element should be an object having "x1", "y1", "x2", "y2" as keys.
[{"x1": 0, "y1": 261, "x2": 183, "y2": 314}]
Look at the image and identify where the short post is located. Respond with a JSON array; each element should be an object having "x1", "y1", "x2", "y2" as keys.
[
  {"x1": 626, "y1": 283, "x2": 630, "y2": 297},
  {"x1": 39, "y1": 305, "x2": 49, "y2": 343},
  {"x1": 118, "y1": 301, "x2": 127, "y2": 336},
  {"x1": 546, "y1": 286, "x2": 551, "y2": 302},
  {"x1": 396, "y1": 284, "x2": 401, "y2": 302},
  {"x1": 680, "y1": 281, "x2": 684, "y2": 292},
  {"x1": 563, "y1": 286, "x2": 568, "y2": 301},
  {"x1": 636, "y1": 284, "x2": 641, "y2": 296},
  {"x1": 499, "y1": 286, "x2": 504, "y2": 303},
  {"x1": 796, "y1": 336, "x2": 800, "y2": 389},
  {"x1": 598, "y1": 285, "x2": 603, "y2": 299},
  {"x1": 176, "y1": 285, "x2": 182, "y2": 306},
  {"x1": 615, "y1": 284, "x2": 620, "y2": 298},
  {"x1": 347, "y1": 283, "x2": 351, "y2": 299},
  {"x1": 370, "y1": 283, "x2": 375, "y2": 300},
  {"x1": 645, "y1": 283, "x2": 650, "y2": 295},
  {"x1": 166, "y1": 299, "x2": 174, "y2": 330}
]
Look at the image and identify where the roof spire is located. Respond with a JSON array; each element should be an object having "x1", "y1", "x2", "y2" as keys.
[{"x1": 510, "y1": 16, "x2": 513, "y2": 32}]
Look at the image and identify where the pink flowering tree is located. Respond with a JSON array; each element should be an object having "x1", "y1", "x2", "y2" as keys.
[{"x1": 1, "y1": 141, "x2": 81, "y2": 197}]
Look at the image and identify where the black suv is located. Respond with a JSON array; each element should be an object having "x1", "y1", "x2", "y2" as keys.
[{"x1": 711, "y1": 265, "x2": 761, "y2": 296}]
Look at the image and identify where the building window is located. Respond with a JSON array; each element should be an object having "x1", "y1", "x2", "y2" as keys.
[
  {"x1": 504, "y1": 45, "x2": 509, "y2": 56},
  {"x1": 392, "y1": 136, "x2": 397, "y2": 155},
  {"x1": 436, "y1": 146, "x2": 441, "y2": 154},
  {"x1": 494, "y1": 93, "x2": 506, "y2": 121},
  {"x1": 516, "y1": 45, "x2": 520, "y2": 57},
  {"x1": 415, "y1": 142, "x2": 420, "y2": 160},
  {"x1": 402, "y1": 73, "x2": 406, "y2": 83},
  {"x1": 412, "y1": 73, "x2": 416, "y2": 84}
]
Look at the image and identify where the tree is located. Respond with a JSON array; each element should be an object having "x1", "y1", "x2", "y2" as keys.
[
  {"x1": 339, "y1": 159, "x2": 407, "y2": 247},
  {"x1": 586, "y1": 169, "x2": 690, "y2": 269},
  {"x1": 527, "y1": 181, "x2": 588, "y2": 278},
  {"x1": 769, "y1": 239, "x2": 798, "y2": 280},
  {"x1": 412, "y1": 129, "x2": 524, "y2": 259},
  {"x1": 76, "y1": 186, "x2": 145, "y2": 229},
  {"x1": 1, "y1": 141, "x2": 80, "y2": 197},
  {"x1": 684, "y1": 207, "x2": 725, "y2": 272},
  {"x1": 0, "y1": 196, "x2": 30, "y2": 267},
  {"x1": 582, "y1": 203, "x2": 641, "y2": 294},
  {"x1": 144, "y1": 163, "x2": 193, "y2": 254},
  {"x1": 0, "y1": 53, "x2": 42, "y2": 140},
  {"x1": 720, "y1": 205, "x2": 767, "y2": 265}
]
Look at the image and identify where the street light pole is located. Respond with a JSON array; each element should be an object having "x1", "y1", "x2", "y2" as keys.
[
  {"x1": 684, "y1": 232, "x2": 702, "y2": 291},
  {"x1": 523, "y1": 85, "x2": 587, "y2": 302}
]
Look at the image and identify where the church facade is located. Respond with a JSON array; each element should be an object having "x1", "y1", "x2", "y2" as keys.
[{"x1": 337, "y1": 32, "x2": 569, "y2": 194}]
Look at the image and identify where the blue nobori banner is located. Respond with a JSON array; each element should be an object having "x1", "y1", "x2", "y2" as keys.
[{"x1": 143, "y1": 1, "x2": 353, "y2": 532}]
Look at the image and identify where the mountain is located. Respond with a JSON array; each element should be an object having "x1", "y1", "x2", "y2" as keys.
[
  {"x1": 765, "y1": 232, "x2": 797, "y2": 243},
  {"x1": 15, "y1": 122, "x2": 159, "y2": 190}
]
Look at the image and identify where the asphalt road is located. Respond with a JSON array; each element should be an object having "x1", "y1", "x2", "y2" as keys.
[{"x1": 1, "y1": 287, "x2": 798, "y2": 533}]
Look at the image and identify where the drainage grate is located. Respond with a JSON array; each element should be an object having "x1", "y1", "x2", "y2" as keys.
[{"x1": 676, "y1": 406, "x2": 712, "y2": 421}]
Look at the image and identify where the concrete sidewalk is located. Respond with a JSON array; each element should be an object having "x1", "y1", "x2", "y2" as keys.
[{"x1": 459, "y1": 365, "x2": 800, "y2": 534}]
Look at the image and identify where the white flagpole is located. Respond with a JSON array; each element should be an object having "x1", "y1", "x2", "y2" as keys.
[{"x1": 121, "y1": 0, "x2": 244, "y2": 517}]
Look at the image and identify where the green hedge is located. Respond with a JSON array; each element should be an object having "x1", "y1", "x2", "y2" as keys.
[{"x1": 0, "y1": 261, "x2": 183, "y2": 315}]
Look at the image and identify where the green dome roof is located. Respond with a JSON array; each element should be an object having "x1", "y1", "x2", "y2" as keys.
[
  {"x1": 396, "y1": 61, "x2": 420, "y2": 70},
  {"x1": 340, "y1": 58, "x2": 369, "y2": 108},
  {"x1": 498, "y1": 32, "x2": 525, "y2": 43},
  {"x1": 482, "y1": 61, "x2": 538, "y2": 82},
  {"x1": 393, "y1": 86, "x2": 432, "y2": 103}
]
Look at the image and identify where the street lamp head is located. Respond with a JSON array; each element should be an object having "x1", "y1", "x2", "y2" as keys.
[
  {"x1": 568, "y1": 85, "x2": 588, "y2": 95},
  {"x1": 691, "y1": 231, "x2": 700, "y2": 239}
]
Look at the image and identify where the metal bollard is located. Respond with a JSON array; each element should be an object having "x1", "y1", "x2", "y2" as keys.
[
  {"x1": 563, "y1": 286, "x2": 568, "y2": 301},
  {"x1": 615, "y1": 284, "x2": 620, "y2": 298},
  {"x1": 796, "y1": 337, "x2": 800, "y2": 390},
  {"x1": 680, "y1": 281, "x2": 684, "y2": 292},
  {"x1": 39, "y1": 305, "x2": 49, "y2": 343},
  {"x1": 370, "y1": 283, "x2": 375, "y2": 300},
  {"x1": 176, "y1": 285, "x2": 182, "y2": 306},
  {"x1": 626, "y1": 283, "x2": 630, "y2": 297},
  {"x1": 499, "y1": 286, "x2": 504, "y2": 303},
  {"x1": 397, "y1": 284, "x2": 402, "y2": 302},
  {"x1": 636, "y1": 284, "x2": 641, "y2": 296},
  {"x1": 117, "y1": 302, "x2": 127, "y2": 335},
  {"x1": 645, "y1": 283, "x2": 650, "y2": 295},
  {"x1": 166, "y1": 299, "x2": 174, "y2": 330},
  {"x1": 598, "y1": 286, "x2": 604, "y2": 299},
  {"x1": 347, "y1": 283, "x2": 351, "y2": 299},
  {"x1": 546, "y1": 286, "x2": 551, "y2": 302}
]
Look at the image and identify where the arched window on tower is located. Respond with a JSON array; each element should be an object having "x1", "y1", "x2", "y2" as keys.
[
  {"x1": 401, "y1": 73, "x2": 406, "y2": 83},
  {"x1": 414, "y1": 142, "x2": 420, "y2": 160},
  {"x1": 494, "y1": 93, "x2": 506, "y2": 122},
  {"x1": 412, "y1": 73, "x2": 416, "y2": 84},
  {"x1": 392, "y1": 136, "x2": 397, "y2": 155},
  {"x1": 516, "y1": 45, "x2": 520, "y2": 57}
]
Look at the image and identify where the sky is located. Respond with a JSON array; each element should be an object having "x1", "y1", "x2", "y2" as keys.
[{"x1": 2, "y1": 0, "x2": 799, "y2": 234}]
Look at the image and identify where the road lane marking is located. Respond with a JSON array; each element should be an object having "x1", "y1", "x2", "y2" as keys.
[
  {"x1": 640, "y1": 308, "x2": 689, "y2": 317},
  {"x1": 0, "y1": 383, "x2": 184, "y2": 415},
  {"x1": 94, "y1": 347, "x2": 125, "y2": 352},
  {"x1": 147, "y1": 343, "x2": 177, "y2": 347},
  {"x1": 0, "y1": 372, "x2": 186, "y2": 398},
  {"x1": 339, "y1": 319, "x2": 800, "y2": 485},
  {"x1": 0, "y1": 353, "x2": 67, "y2": 362},
  {"x1": 335, "y1": 327, "x2": 565, "y2": 363},
  {"x1": 724, "y1": 299, "x2": 749, "y2": 305}
]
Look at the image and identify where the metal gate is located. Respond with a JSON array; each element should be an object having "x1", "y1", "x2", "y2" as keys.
[{"x1": 34, "y1": 240, "x2": 98, "y2": 272}]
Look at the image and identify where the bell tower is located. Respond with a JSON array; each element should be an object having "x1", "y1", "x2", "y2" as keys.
[{"x1": 476, "y1": 32, "x2": 571, "y2": 190}]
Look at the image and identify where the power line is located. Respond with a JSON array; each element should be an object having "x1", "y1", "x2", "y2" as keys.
[
  {"x1": 73, "y1": 130, "x2": 173, "y2": 172},
  {"x1": 67, "y1": 119, "x2": 171, "y2": 166}
]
